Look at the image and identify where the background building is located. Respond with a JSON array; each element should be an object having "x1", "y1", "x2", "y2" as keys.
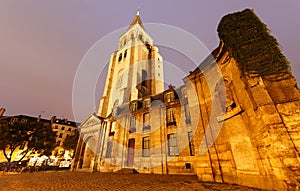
[{"x1": 50, "y1": 116, "x2": 78, "y2": 159}]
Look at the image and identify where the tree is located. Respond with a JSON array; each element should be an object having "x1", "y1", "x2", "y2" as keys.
[
  {"x1": 0, "y1": 121, "x2": 56, "y2": 162},
  {"x1": 62, "y1": 131, "x2": 79, "y2": 158}
]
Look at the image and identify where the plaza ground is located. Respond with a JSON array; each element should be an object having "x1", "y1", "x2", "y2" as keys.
[{"x1": 0, "y1": 171, "x2": 266, "y2": 191}]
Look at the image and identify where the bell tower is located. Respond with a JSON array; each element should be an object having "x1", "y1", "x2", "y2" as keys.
[{"x1": 98, "y1": 11, "x2": 164, "y2": 117}]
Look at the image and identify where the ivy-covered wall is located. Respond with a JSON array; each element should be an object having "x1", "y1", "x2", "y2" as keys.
[{"x1": 217, "y1": 9, "x2": 291, "y2": 81}]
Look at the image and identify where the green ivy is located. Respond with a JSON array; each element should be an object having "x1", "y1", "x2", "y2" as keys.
[{"x1": 217, "y1": 9, "x2": 291, "y2": 81}]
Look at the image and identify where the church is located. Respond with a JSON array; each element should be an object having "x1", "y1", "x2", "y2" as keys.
[{"x1": 72, "y1": 9, "x2": 300, "y2": 190}]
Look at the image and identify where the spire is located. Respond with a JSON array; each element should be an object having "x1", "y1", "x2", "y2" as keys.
[{"x1": 128, "y1": 9, "x2": 145, "y2": 30}]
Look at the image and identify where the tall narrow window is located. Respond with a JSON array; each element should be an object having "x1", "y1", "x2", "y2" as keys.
[
  {"x1": 188, "y1": 131, "x2": 195, "y2": 156},
  {"x1": 124, "y1": 50, "x2": 127, "y2": 58},
  {"x1": 106, "y1": 141, "x2": 113, "y2": 158},
  {"x1": 118, "y1": 53, "x2": 122, "y2": 62},
  {"x1": 129, "y1": 116, "x2": 136, "y2": 133},
  {"x1": 166, "y1": 108, "x2": 176, "y2": 126},
  {"x1": 131, "y1": 102, "x2": 137, "y2": 112},
  {"x1": 166, "y1": 92, "x2": 173, "y2": 102},
  {"x1": 167, "y1": 133, "x2": 178, "y2": 156},
  {"x1": 183, "y1": 90, "x2": 191, "y2": 124},
  {"x1": 142, "y1": 136, "x2": 150, "y2": 157},
  {"x1": 142, "y1": 70, "x2": 147, "y2": 87},
  {"x1": 143, "y1": 113, "x2": 150, "y2": 131}
]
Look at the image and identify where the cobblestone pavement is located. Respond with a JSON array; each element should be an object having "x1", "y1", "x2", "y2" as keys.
[{"x1": 0, "y1": 171, "x2": 266, "y2": 191}]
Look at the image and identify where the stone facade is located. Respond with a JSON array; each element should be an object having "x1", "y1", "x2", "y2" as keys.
[{"x1": 73, "y1": 9, "x2": 300, "y2": 190}]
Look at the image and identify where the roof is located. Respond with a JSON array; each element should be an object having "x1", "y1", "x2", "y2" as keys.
[
  {"x1": 0, "y1": 114, "x2": 50, "y2": 124},
  {"x1": 127, "y1": 10, "x2": 146, "y2": 31}
]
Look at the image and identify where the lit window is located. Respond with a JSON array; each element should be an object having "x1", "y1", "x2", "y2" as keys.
[
  {"x1": 131, "y1": 102, "x2": 137, "y2": 112},
  {"x1": 166, "y1": 93, "x2": 173, "y2": 102},
  {"x1": 166, "y1": 108, "x2": 176, "y2": 126}
]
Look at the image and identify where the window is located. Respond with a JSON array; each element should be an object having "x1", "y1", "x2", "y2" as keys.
[
  {"x1": 21, "y1": 119, "x2": 28, "y2": 123},
  {"x1": 166, "y1": 93, "x2": 173, "y2": 102},
  {"x1": 61, "y1": 126, "x2": 65, "y2": 130},
  {"x1": 56, "y1": 141, "x2": 61, "y2": 146},
  {"x1": 166, "y1": 108, "x2": 176, "y2": 126},
  {"x1": 188, "y1": 132, "x2": 195, "y2": 156},
  {"x1": 118, "y1": 53, "x2": 122, "y2": 62},
  {"x1": 142, "y1": 70, "x2": 147, "y2": 87},
  {"x1": 106, "y1": 141, "x2": 113, "y2": 158},
  {"x1": 59, "y1": 133, "x2": 63, "y2": 138},
  {"x1": 142, "y1": 136, "x2": 150, "y2": 157},
  {"x1": 68, "y1": 128, "x2": 71, "y2": 131},
  {"x1": 123, "y1": 39, "x2": 127, "y2": 46},
  {"x1": 19, "y1": 142, "x2": 26, "y2": 150},
  {"x1": 167, "y1": 133, "x2": 178, "y2": 156},
  {"x1": 143, "y1": 113, "x2": 150, "y2": 131},
  {"x1": 54, "y1": 125, "x2": 58, "y2": 129},
  {"x1": 184, "y1": 103, "x2": 191, "y2": 124},
  {"x1": 129, "y1": 116, "x2": 136, "y2": 133},
  {"x1": 131, "y1": 102, "x2": 137, "y2": 112},
  {"x1": 124, "y1": 50, "x2": 127, "y2": 58}
]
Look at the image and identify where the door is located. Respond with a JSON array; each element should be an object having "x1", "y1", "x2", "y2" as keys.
[{"x1": 127, "y1": 139, "x2": 135, "y2": 167}]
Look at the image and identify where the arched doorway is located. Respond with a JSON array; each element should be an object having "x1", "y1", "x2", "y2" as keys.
[{"x1": 82, "y1": 137, "x2": 96, "y2": 169}]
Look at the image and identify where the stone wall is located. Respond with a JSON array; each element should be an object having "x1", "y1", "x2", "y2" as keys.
[{"x1": 187, "y1": 43, "x2": 300, "y2": 190}]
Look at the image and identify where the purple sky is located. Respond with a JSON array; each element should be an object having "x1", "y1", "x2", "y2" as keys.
[{"x1": 1, "y1": 1, "x2": 299, "y2": 122}]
